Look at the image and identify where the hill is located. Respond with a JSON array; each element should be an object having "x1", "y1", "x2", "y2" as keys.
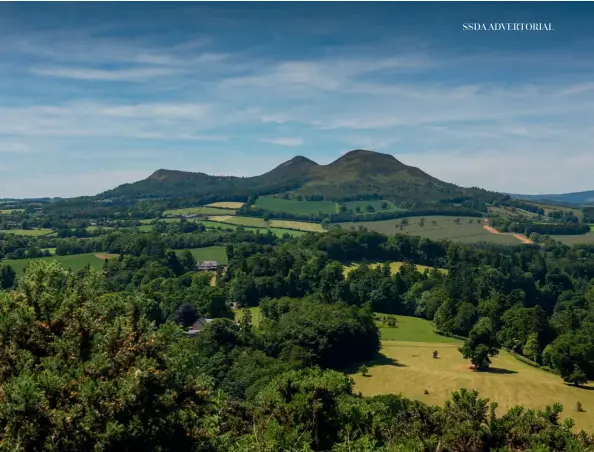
[
  {"x1": 97, "y1": 150, "x2": 504, "y2": 208},
  {"x1": 510, "y1": 190, "x2": 594, "y2": 206}
]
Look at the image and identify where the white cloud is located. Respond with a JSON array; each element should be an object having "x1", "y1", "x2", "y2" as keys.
[
  {"x1": 31, "y1": 66, "x2": 178, "y2": 81},
  {"x1": 258, "y1": 137, "x2": 303, "y2": 146}
]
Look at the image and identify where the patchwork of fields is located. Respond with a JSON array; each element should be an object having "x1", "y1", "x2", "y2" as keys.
[
  {"x1": 0, "y1": 228, "x2": 54, "y2": 237},
  {"x1": 339, "y1": 216, "x2": 524, "y2": 245},
  {"x1": 351, "y1": 315, "x2": 594, "y2": 433}
]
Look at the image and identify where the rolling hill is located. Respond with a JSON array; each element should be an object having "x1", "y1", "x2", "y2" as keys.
[
  {"x1": 97, "y1": 150, "x2": 504, "y2": 207},
  {"x1": 510, "y1": 190, "x2": 594, "y2": 206}
]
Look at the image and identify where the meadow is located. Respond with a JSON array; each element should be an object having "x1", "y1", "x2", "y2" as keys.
[
  {"x1": 3, "y1": 253, "x2": 113, "y2": 275},
  {"x1": 0, "y1": 228, "x2": 54, "y2": 237},
  {"x1": 176, "y1": 246, "x2": 229, "y2": 264},
  {"x1": 339, "y1": 216, "x2": 524, "y2": 245},
  {"x1": 205, "y1": 202, "x2": 245, "y2": 209},
  {"x1": 343, "y1": 261, "x2": 448, "y2": 277},
  {"x1": 351, "y1": 315, "x2": 594, "y2": 433},
  {"x1": 0, "y1": 208, "x2": 25, "y2": 214},
  {"x1": 269, "y1": 219, "x2": 325, "y2": 232},
  {"x1": 254, "y1": 197, "x2": 337, "y2": 215},
  {"x1": 233, "y1": 307, "x2": 263, "y2": 328},
  {"x1": 555, "y1": 232, "x2": 594, "y2": 245},
  {"x1": 163, "y1": 206, "x2": 236, "y2": 216},
  {"x1": 208, "y1": 215, "x2": 268, "y2": 228}
]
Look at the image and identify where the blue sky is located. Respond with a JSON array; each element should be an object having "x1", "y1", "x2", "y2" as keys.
[{"x1": 1, "y1": 2, "x2": 594, "y2": 198}]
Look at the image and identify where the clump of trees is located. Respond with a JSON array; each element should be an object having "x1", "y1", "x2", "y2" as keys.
[{"x1": 459, "y1": 318, "x2": 500, "y2": 370}]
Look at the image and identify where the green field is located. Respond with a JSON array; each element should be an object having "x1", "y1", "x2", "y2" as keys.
[
  {"x1": 205, "y1": 202, "x2": 245, "y2": 209},
  {"x1": 343, "y1": 200, "x2": 405, "y2": 213},
  {"x1": 0, "y1": 208, "x2": 25, "y2": 214},
  {"x1": 340, "y1": 216, "x2": 523, "y2": 245},
  {"x1": 163, "y1": 206, "x2": 236, "y2": 216},
  {"x1": 343, "y1": 261, "x2": 448, "y2": 277},
  {"x1": 348, "y1": 315, "x2": 594, "y2": 432},
  {"x1": 555, "y1": 232, "x2": 594, "y2": 245},
  {"x1": 233, "y1": 307, "x2": 263, "y2": 328},
  {"x1": 209, "y1": 215, "x2": 268, "y2": 228},
  {"x1": 255, "y1": 197, "x2": 337, "y2": 215},
  {"x1": 3, "y1": 253, "x2": 109, "y2": 275},
  {"x1": 176, "y1": 246, "x2": 228, "y2": 264},
  {"x1": 0, "y1": 228, "x2": 54, "y2": 237}
]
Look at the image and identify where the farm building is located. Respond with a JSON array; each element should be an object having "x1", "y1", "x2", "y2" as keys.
[
  {"x1": 196, "y1": 260, "x2": 220, "y2": 271},
  {"x1": 185, "y1": 318, "x2": 214, "y2": 336}
]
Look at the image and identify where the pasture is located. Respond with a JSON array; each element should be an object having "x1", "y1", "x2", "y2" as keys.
[
  {"x1": 176, "y1": 246, "x2": 229, "y2": 264},
  {"x1": 205, "y1": 202, "x2": 245, "y2": 209},
  {"x1": 208, "y1": 215, "x2": 268, "y2": 228},
  {"x1": 269, "y1": 219, "x2": 325, "y2": 232},
  {"x1": 351, "y1": 315, "x2": 594, "y2": 432},
  {"x1": 233, "y1": 307, "x2": 263, "y2": 328},
  {"x1": 0, "y1": 228, "x2": 54, "y2": 237},
  {"x1": 0, "y1": 208, "x2": 25, "y2": 214},
  {"x1": 555, "y1": 232, "x2": 594, "y2": 246},
  {"x1": 343, "y1": 200, "x2": 404, "y2": 213},
  {"x1": 3, "y1": 253, "x2": 113, "y2": 275},
  {"x1": 255, "y1": 197, "x2": 337, "y2": 215},
  {"x1": 343, "y1": 261, "x2": 448, "y2": 277},
  {"x1": 163, "y1": 206, "x2": 236, "y2": 216},
  {"x1": 339, "y1": 216, "x2": 523, "y2": 245}
]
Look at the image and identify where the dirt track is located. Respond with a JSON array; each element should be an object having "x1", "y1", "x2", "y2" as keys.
[{"x1": 482, "y1": 224, "x2": 534, "y2": 245}]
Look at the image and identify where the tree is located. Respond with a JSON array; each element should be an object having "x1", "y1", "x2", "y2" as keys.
[
  {"x1": 419, "y1": 217, "x2": 425, "y2": 227},
  {"x1": 381, "y1": 201, "x2": 389, "y2": 210},
  {"x1": 523, "y1": 332, "x2": 541, "y2": 363},
  {"x1": 454, "y1": 218, "x2": 461, "y2": 224},
  {"x1": 0, "y1": 264, "x2": 16, "y2": 290},
  {"x1": 459, "y1": 317, "x2": 500, "y2": 371},
  {"x1": 359, "y1": 364, "x2": 369, "y2": 376}
]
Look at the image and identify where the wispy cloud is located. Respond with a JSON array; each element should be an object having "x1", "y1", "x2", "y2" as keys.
[
  {"x1": 258, "y1": 137, "x2": 303, "y2": 146},
  {"x1": 31, "y1": 66, "x2": 178, "y2": 81}
]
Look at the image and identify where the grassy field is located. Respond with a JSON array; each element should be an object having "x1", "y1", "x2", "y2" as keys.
[
  {"x1": 205, "y1": 202, "x2": 245, "y2": 209},
  {"x1": 163, "y1": 206, "x2": 236, "y2": 216},
  {"x1": 41, "y1": 248, "x2": 56, "y2": 255},
  {"x1": 176, "y1": 246, "x2": 228, "y2": 264},
  {"x1": 343, "y1": 200, "x2": 405, "y2": 213},
  {"x1": 208, "y1": 215, "x2": 268, "y2": 228},
  {"x1": 0, "y1": 228, "x2": 54, "y2": 237},
  {"x1": 0, "y1": 208, "x2": 25, "y2": 214},
  {"x1": 233, "y1": 307, "x2": 263, "y2": 328},
  {"x1": 3, "y1": 253, "x2": 111, "y2": 275},
  {"x1": 343, "y1": 261, "x2": 448, "y2": 277},
  {"x1": 269, "y1": 219, "x2": 325, "y2": 232},
  {"x1": 555, "y1": 232, "x2": 594, "y2": 245},
  {"x1": 339, "y1": 217, "x2": 523, "y2": 245},
  {"x1": 375, "y1": 314, "x2": 459, "y2": 342},
  {"x1": 255, "y1": 197, "x2": 337, "y2": 215}
]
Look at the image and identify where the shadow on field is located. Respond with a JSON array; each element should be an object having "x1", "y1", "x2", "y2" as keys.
[
  {"x1": 369, "y1": 353, "x2": 407, "y2": 368},
  {"x1": 484, "y1": 367, "x2": 518, "y2": 375}
]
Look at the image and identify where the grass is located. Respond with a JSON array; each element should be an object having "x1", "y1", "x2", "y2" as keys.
[
  {"x1": 0, "y1": 209, "x2": 24, "y2": 214},
  {"x1": 87, "y1": 226, "x2": 115, "y2": 232},
  {"x1": 3, "y1": 253, "x2": 112, "y2": 275},
  {"x1": 343, "y1": 200, "x2": 405, "y2": 213},
  {"x1": 163, "y1": 206, "x2": 236, "y2": 216},
  {"x1": 41, "y1": 248, "x2": 56, "y2": 255},
  {"x1": 555, "y1": 232, "x2": 594, "y2": 245},
  {"x1": 375, "y1": 314, "x2": 460, "y2": 343},
  {"x1": 205, "y1": 202, "x2": 245, "y2": 209},
  {"x1": 255, "y1": 197, "x2": 338, "y2": 215},
  {"x1": 233, "y1": 307, "x2": 263, "y2": 328},
  {"x1": 208, "y1": 215, "x2": 268, "y2": 228},
  {"x1": 352, "y1": 339, "x2": 594, "y2": 433},
  {"x1": 269, "y1": 219, "x2": 325, "y2": 232},
  {"x1": 0, "y1": 228, "x2": 54, "y2": 237},
  {"x1": 339, "y1": 216, "x2": 523, "y2": 245},
  {"x1": 176, "y1": 246, "x2": 228, "y2": 264},
  {"x1": 343, "y1": 261, "x2": 448, "y2": 277}
]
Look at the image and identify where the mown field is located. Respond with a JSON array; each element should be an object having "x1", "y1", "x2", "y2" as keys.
[
  {"x1": 343, "y1": 261, "x2": 448, "y2": 277},
  {"x1": 555, "y1": 232, "x2": 594, "y2": 245},
  {"x1": 351, "y1": 315, "x2": 594, "y2": 433},
  {"x1": 339, "y1": 216, "x2": 523, "y2": 245},
  {"x1": 176, "y1": 246, "x2": 229, "y2": 264},
  {"x1": 208, "y1": 215, "x2": 268, "y2": 228},
  {"x1": 163, "y1": 206, "x2": 236, "y2": 216},
  {"x1": 0, "y1": 208, "x2": 25, "y2": 214},
  {"x1": 3, "y1": 253, "x2": 113, "y2": 275},
  {"x1": 205, "y1": 202, "x2": 245, "y2": 209},
  {"x1": 255, "y1": 197, "x2": 337, "y2": 215},
  {"x1": 343, "y1": 200, "x2": 405, "y2": 213},
  {"x1": 0, "y1": 228, "x2": 54, "y2": 237},
  {"x1": 268, "y1": 219, "x2": 325, "y2": 232}
]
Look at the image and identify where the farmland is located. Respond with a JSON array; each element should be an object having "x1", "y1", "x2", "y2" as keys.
[
  {"x1": 3, "y1": 253, "x2": 112, "y2": 275},
  {"x1": 342, "y1": 200, "x2": 404, "y2": 213},
  {"x1": 0, "y1": 208, "x2": 24, "y2": 214},
  {"x1": 0, "y1": 228, "x2": 54, "y2": 237},
  {"x1": 269, "y1": 219, "x2": 325, "y2": 232},
  {"x1": 343, "y1": 261, "x2": 448, "y2": 277},
  {"x1": 339, "y1": 216, "x2": 524, "y2": 245},
  {"x1": 205, "y1": 202, "x2": 245, "y2": 209},
  {"x1": 208, "y1": 215, "x2": 268, "y2": 228},
  {"x1": 555, "y1": 232, "x2": 594, "y2": 245},
  {"x1": 176, "y1": 246, "x2": 228, "y2": 264},
  {"x1": 254, "y1": 197, "x2": 337, "y2": 215},
  {"x1": 163, "y1": 206, "x2": 236, "y2": 216},
  {"x1": 351, "y1": 315, "x2": 594, "y2": 433}
]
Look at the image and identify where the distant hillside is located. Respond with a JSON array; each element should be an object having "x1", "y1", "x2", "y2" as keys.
[{"x1": 510, "y1": 190, "x2": 594, "y2": 206}]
